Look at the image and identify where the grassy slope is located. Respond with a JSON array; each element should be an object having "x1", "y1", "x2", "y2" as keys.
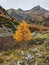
[
  {"x1": 0, "y1": 43, "x2": 49, "y2": 65},
  {"x1": 0, "y1": 31, "x2": 49, "y2": 65}
]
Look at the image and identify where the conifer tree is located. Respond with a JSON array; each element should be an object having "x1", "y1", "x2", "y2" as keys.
[{"x1": 13, "y1": 20, "x2": 32, "y2": 46}]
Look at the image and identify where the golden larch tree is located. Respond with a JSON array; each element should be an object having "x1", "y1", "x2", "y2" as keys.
[{"x1": 13, "y1": 20, "x2": 32, "y2": 44}]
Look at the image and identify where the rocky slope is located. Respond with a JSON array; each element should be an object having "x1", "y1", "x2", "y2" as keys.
[
  {"x1": 7, "y1": 5, "x2": 49, "y2": 26},
  {"x1": 0, "y1": 40, "x2": 49, "y2": 65},
  {"x1": 0, "y1": 6, "x2": 49, "y2": 50},
  {"x1": 0, "y1": 6, "x2": 18, "y2": 36}
]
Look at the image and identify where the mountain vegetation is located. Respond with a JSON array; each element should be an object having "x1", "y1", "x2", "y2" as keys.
[
  {"x1": 0, "y1": 5, "x2": 49, "y2": 65},
  {"x1": 13, "y1": 21, "x2": 32, "y2": 47}
]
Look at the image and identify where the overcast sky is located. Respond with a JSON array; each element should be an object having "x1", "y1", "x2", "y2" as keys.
[{"x1": 0, "y1": 0, "x2": 49, "y2": 10}]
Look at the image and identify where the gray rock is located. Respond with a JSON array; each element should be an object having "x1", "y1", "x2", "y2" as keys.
[
  {"x1": 32, "y1": 48, "x2": 38, "y2": 54},
  {"x1": 25, "y1": 53, "x2": 32, "y2": 60},
  {"x1": 6, "y1": 56, "x2": 10, "y2": 61},
  {"x1": 17, "y1": 61, "x2": 20, "y2": 65},
  {"x1": 17, "y1": 60, "x2": 24, "y2": 65},
  {"x1": 36, "y1": 53, "x2": 45, "y2": 58},
  {"x1": 25, "y1": 53, "x2": 35, "y2": 62},
  {"x1": 36, "y1": 53, "x2": 42, "y2": 57},
  {"x1": 20, "y1": 50, "x2": 24, "y2": 56}
]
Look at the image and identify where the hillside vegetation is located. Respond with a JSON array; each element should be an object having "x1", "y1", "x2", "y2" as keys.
[{"x1": 0, "y1": 6, "x2": 49, "y2": 65}]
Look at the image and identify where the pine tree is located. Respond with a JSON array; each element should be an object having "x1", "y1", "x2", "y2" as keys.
[{"x1": 13, "y1": 20, "x2": 32, "y2": 46}]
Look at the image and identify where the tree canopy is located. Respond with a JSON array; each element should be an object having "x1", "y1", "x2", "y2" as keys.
[{"x1": 13, "y1": 20, "x2": 32, "y2": 42}]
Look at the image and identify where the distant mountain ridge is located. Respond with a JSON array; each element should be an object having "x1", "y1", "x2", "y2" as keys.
[{"x1": 7, "y1": 5, "x2": 49, "y2": 26}]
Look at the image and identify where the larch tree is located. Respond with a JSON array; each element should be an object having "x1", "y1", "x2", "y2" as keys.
[{"x1": 13, "y1": 20, "x2": 32, "y2": 46}]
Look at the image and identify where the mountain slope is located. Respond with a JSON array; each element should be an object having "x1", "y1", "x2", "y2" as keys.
[
  {"x1": 0, "y1": 5, "x2": 49, "y2": 34},
  {"x1": 7, "y1": 5, "x2": 49, "y2": 26},
  {"x1": 7, "y1": 8, "x2": 33, "y2": 23},
  {"x1": 0, "y1": 6, "x2": 18, "y2": 36}
]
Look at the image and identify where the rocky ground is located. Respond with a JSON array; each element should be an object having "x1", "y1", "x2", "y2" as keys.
[
  {"x1": 0, "y1": 31, "x2": 49, "y2": 65},
  {"x1": 0, "y1": 43, "x2": 49, "y2": 65}
]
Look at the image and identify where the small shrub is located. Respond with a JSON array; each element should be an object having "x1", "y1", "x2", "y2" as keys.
[
  {"x1": 5, "y1": 50, "x2": 13, "y2": 56},
  {"x1": 35, "y1": 37, "x2": 42, "y2": 41}
]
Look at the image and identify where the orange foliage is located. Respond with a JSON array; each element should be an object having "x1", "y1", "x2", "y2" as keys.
[
  {"x1": 28, "y1": 23, "x2": 49, "y2": 31},
  {"x1": 13, "y1": 20, "x2": 32, "y2": 42},
  {"x1": 0, "y1": 13, "x2": 4, "y2": 16}
]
